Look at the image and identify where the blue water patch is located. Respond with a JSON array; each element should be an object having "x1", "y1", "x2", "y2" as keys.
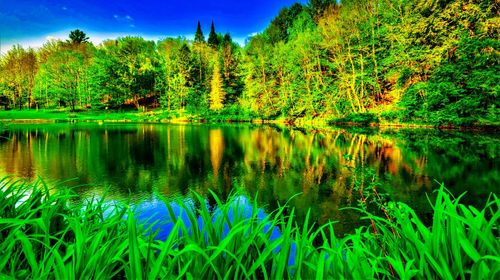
[
  {"x1": 132, "y1": 195, "x2": 298, "y2": 268},
  {"x1": 89, "y1": 194, "x2": 345, "y2": 273}
]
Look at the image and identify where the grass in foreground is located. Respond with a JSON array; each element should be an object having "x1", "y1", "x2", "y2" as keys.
[{"x1": 0, "y1": 178, "x2": 498, "y2": 279}]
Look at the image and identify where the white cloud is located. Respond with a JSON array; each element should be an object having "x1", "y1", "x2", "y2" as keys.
[
  {"x1": 248, "y1": 32, "x2": 259, "y2": 38},
  {"x1": 1, "y1": 37, "x2": 49, "y2": 54},
  {"x1": 1, "y1": 31, "x2": 77, "y2": 54},
  {"x1": 113, "y1": 14, "x2": 134, "y2": 24},
  {"x1": 233, "y1": 37, "x2": 245, "y2": 47}
]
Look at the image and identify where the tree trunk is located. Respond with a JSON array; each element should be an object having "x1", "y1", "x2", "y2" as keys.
[{"x1": 134, "y1": 94, "x2": 140, "y2": 110}]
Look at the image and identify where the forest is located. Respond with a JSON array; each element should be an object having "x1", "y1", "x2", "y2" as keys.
[{"x1": 0, "y1": 0, "x2": 498, "y2": 126}]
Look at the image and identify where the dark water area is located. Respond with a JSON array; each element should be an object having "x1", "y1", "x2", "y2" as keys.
[{"x1": 0, "y1": 123, "x2": 498, "y2": 236}]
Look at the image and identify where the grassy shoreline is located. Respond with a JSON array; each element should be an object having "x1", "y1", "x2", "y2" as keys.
[
  {"x1": 1, "y1": 179, "x2": 499, "y2": 279},
  {"x1": 1, "y1": 109, "x2": 499, "y2": 131}
]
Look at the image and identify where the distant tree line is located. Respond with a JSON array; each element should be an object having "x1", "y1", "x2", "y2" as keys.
[{"x1": 0, "y1": 0, "x2": 498, "y2": 125}]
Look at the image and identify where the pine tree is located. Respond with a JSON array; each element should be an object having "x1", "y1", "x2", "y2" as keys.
[
  {"x1": 222, "y1": 33, "x2": 232, "y2": 46},
  {"x1": 69, "y1": 29, "x2": 89, "y2": 44},
  {"x1": 208, "y1": 21, "x2": 219, "y2": 48},
  {"x1": 194, "y1": 21, "x2": 205, "y2": 43},
  {"x1": 210, "y1": 55, "x2": 225, "y2": 110}
]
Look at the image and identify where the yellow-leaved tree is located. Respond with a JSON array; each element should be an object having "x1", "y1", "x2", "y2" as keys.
[{"x1": 209, "y1": 55, "x2": 225, "y2": 111}]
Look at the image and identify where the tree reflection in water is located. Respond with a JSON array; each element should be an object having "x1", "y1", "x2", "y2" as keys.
[{"x1": 0, "y1": 123, "x2": 498, "y2": 235}]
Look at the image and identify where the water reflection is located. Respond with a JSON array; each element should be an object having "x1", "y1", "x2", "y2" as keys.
[{"x1": 0, "y1": 123, "x2": 498, "y2": 235}]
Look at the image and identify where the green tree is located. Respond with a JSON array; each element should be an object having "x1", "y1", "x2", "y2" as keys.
[
  {"x1": 0, "y1": 0, "x2": 496, "y2": 126},
  {"x1": 220, "y1": 33, "x2": 243, "y2": 105},
  {"x1": 33, "y1": 40, "x2": 61, "y2": 108},
  {"x1": 157, "y1": 38, "x2": 192, "y2": 111},
  {"x1": 318, "y1": 3, "x2": 367, "y2": 115},
  {"x1": 241, "y1": 34, "x2": 278, "y2": 117},
  {"x1": 190, "y1": 28, "x2": 213, "y2": 111},
  {"x1": 90, "y1": 37, "x2": 157, "y2": 109},
  {"x1": 392, "y1": 0, "x2": 500, "y2": 125},
  {"x1": 0, "y1": 45, "x2": 38, "y2": 109},
  {"x1": 37, "y1": 48, "x2": 84, "y2": 111},
  {"x1": 208, "y1": 21, "x2": 220, "y2": 48},
  {"x1": 194, "y1": 21, "x2": 205, "y2": 43},
  {"x1": 265, "y1": 3, "x2": 303, "y2": 44},
  {"x1": 69, "y1": 29, "x2": 89, "y2": 44}
]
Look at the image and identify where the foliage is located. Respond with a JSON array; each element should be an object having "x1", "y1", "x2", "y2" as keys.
[
  {"x1": 156, "y1": 38, "x2": 191, "y2": 111},
  {"x1": 0, "y1": 45, "x2": 38, "y2": 109},
  {"x1": 35, "y1": 46, "x2": 86, "y2": 111},
  {"x1": 194, "y1": 21, "x2": 205, "y2": 44},
  {"x1": 264, "y1": 3, "x2": 304, "y2": 44},
  {"x1": 400, "y1": 35, "x2": 500, "y2": 126},
  {"x1": 333, "y1": 112, "x2": 380, "y2": 125},
  {"x1": 68, "y1": 29, "x2": 89, "y2": 44},
  {"x1": 92, "y1": 37, "x2": 157, "y2": 109},
  {"x1": 0, "y1": 0, "x2": 498, "y2": 126},
  {"x1": 207, "y1": 21, "x2": 220, "y2": 48},
  {"x1": 209, "y1": 54, "x2": 226, "y2": 111},
  {"x1": 0, "y1": 178, "x2": 498, "y2": 279}
]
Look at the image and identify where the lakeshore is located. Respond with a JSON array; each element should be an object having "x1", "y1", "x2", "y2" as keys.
[{"x1": 1, "y1": 109, "x2": 499, "y2": 132}]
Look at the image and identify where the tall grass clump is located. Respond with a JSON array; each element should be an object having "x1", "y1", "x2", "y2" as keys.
[
  {"x1": 344, "y1": 184, "x2": 500, "y2": 279},
  {"x1": 0, "y1": 178, "x2": 498, "y2": 279}
]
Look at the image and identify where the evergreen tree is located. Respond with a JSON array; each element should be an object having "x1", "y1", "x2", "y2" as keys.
[
  {"x1": 307, "y1": 0, "x2": 336, "y2": 18},
  {"x1": 194, "y1": 21, "x2": 205, "y2": 43},
  {"x1": 69, "y1": 29, "x2": 89, "y2": 44},
  {"x1": 208, "y1": 21, "x2": 219, "y2": 48},
  {"x1": 222, "y1": 33, "x2": 232, "y2": 46},
  {"x1": 210, "y1": 55, "x2": 225, "y2": 110}
]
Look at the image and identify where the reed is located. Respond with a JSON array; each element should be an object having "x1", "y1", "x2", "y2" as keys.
[{"x1": 0, "y1": 178, "x2": 498, "y2": 279}]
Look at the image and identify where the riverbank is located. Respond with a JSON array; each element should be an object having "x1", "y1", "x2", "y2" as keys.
[
  {"x1": 0, "y1": 109, "x2": 499, "y2": 131},
  {"x1": 1, "y1": 179, "x2": 498, "y2": 279}
]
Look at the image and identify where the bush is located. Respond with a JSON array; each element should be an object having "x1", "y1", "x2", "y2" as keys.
[
  {"x1": 203, "y1": 104, "x2": 257, "y2": 122},
  {"x1": 380, "y1": 111, "x2": 399, "y2": 122},
  {"x1": 333, "y1": 112, "x2": 380, "y2": 125}
]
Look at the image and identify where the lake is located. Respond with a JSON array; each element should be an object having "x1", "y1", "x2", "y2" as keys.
[{"x1": 0, "y1": 123, "x2": 498, "y2": 235}]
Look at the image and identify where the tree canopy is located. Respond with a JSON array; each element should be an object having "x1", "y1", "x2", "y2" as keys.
[
  {"x1": 69, "y1": 29, "x2": 89, "y2": 44},
  {"x1": 0, "y1": 0, "x2": 498, "y2": 125},
  {"x1": 194, "y1": 21, "x2": 205, "y2": 43},
  {"x1": 207, "y1": 21, "x2": 219, "y2": 48}
]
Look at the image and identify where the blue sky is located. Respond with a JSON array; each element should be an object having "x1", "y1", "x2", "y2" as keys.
[{"x1": 0, "y1": 0, "x2": 306, "y2": 52}]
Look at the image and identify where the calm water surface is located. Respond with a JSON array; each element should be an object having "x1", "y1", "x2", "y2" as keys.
[{"x1": 0, "y1": 123, "x2": 498, "y2": 235}]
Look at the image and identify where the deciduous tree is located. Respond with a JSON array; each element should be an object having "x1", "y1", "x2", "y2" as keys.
[{"x1": 210, "y1": 54, "x2": 225, "y2": 111}]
